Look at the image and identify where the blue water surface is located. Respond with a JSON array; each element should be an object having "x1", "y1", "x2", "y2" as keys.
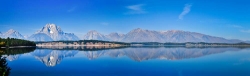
[{"x1": 5, "y1": 47, "x2": 250, "y2": 76}]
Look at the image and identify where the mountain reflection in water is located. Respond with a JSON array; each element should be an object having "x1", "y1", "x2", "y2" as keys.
[
  {"x1": 31, "y1": 49, "x2": 78, "y2": 67},
  {"x1": 2, "y1": 46, "x2": 246, "y2": 67},
  {"x1": 82, "y1": 47, "x2": 242, "y2": 61}
]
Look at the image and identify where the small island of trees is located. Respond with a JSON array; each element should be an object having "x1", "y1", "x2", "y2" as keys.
[{"x1": 0, "y1": 37, "x2": 36, "y2": 48}]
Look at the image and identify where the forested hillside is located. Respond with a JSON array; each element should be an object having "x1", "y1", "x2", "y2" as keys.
[{"x1": 0, "y1": 37, "x2": 36, "y2": 47}]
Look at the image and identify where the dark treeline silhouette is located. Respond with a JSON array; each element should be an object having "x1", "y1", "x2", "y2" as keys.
[
  {"x1": 0, "y1": 47, "x2": 36, "y2": 55},
  {"x1": 0, "y1": 37, "x2": 36, "y2": 47},
  {"x1": 0, "y1": 56, "x2": 11, "y2": 76},
  {"x1": 0, "y1": 48, "x2": 36, "y2": 76}
]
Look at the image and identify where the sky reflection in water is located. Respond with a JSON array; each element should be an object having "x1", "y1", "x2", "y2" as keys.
[{"x1": 3, "y1": 47, "x2": 250, "y2": 76}]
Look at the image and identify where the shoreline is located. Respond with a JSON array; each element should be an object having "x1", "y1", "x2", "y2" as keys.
[
  {"x1": 35, "y1": 45, "x2": 250, "y2": 47},
  {"x1": 36, "y1": 45, "x2": 129, "y2": 46},
  {"x1": 0, "y1": 46, "x2": 36, "y2": 48}
]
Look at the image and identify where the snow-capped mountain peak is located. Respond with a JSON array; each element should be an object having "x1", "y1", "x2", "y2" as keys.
[
  {"x1": 6, "y1": 29, "x2": 17, "y2": 34},
  {"x1": 88, "y1": 30, "x2": 100, "y2": 35},
  {"x1": 29, "y1": 23, "x2": 79, "y2": 41},
  {"x1": 37, "y1": 23, "x2": 63, "y2": 35},
  {"x1": 1, "y1": 29, "x2": 24, "y2": 39}
]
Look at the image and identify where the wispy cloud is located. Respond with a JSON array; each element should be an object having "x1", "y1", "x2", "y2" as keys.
[
  {"x1": 100, "y1": 22, "x2": 109, "y2": 26},
  {"x1": 229, "y1": 25, "x2": 250, "y2": 33},
  {"x1": 178, "y1": 4, "x2": 192, "y2": 20},
  {"x1": 125, "y1": 4, "x2": 146, "y2": 14},
  {"x1": 240, "y1": 30, "x2": 250, "y2": 33},
  {"x1": 67, "y1": 6, "x2": 77, "y2": 12},
  {"x1": 232, "y1": 25, "x2": 243, "y2": 28}
]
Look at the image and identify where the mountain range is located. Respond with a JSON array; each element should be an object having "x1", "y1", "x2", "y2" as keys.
[
  {"x1": 0, "y1": 23, "x2": 245, "y2": 43},
  {"x1": 83, "y1": 28, "x2": 242, "y2": 43}
]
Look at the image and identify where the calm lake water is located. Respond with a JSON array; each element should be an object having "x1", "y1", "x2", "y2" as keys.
[{"x1": 2, "y1": 46, "x2": 250, "y2": 76}]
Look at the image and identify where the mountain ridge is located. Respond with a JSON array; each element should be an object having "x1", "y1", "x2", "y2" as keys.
[
  {"x1": 0, "y1": 24, "x2": 245, "y2": 43},
  {"x1": 83, "y1": 28, "x2": 243, "y2": 43}
]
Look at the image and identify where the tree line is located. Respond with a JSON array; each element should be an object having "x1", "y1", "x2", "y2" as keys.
[{"x1": 0, "y1": 37, "x2": 36, "y2": 47}]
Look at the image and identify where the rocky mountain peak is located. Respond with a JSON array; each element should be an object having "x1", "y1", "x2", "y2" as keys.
[
  {"x1": 83, "y1": 30, "x2": 108, "y2": 40},
  {"x1": 29, "y1": 23, "x2": 79, "y2": 41},
  {"x1": 6, "y1": 29, "x2": 17, "y2": 34},
  {"x1": 1, "y1": 29, "x2": 24, "y2": 39},
  {"x1": 132, "y1": 28, "x2": 144, "y2": 32},
  {"x1": 45, "y1": 23, "x2": 56, "y2": 27},
  {"x1": 37, "y1": 23, "x2": 63, "y2": 34},
  {"x1": 88, "y1": 30, "x2": 100, "y2": 34}
]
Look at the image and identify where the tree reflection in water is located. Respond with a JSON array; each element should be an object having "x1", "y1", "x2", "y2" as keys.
[
  {"x1": 0, "y1": 56, "x2": 11, "y2": 76},
  {"x1": 0, "y1": 47, "x2": 36, "y2": 76}
]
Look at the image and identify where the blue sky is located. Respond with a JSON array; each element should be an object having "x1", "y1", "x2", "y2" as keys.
[{"x1": 0, "y1": 0, "x2": 250, "y2": 40}]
